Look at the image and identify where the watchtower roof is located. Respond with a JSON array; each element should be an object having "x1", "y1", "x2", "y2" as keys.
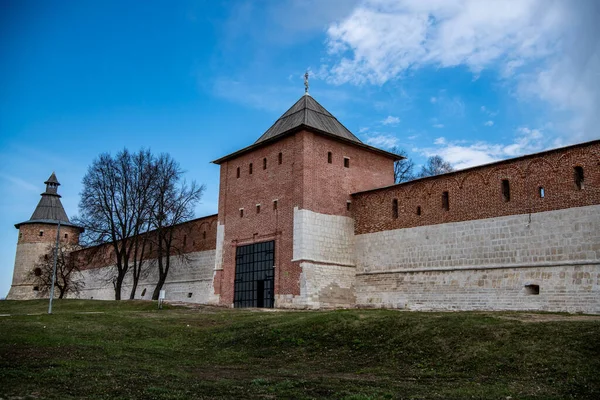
[
  {"x1": 255, "y1": 94, "x2": 362, "y2": 144},
  {"x1": 15, "y1": 173, "x2": 83, "y2": 230},
  {"x1": 212, "y1": 94, "x2": 402, "y2": 164}
]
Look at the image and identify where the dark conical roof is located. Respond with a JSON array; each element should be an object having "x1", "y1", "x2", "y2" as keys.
[
  {"x1": 254, "y1": 94, "x2": 362, "y2": 144},
  {"x1": 212, "y1": 94, "x2": 401, "y2": 164},
  {"x1": 14, "y1": 173, "x2": 82, "y2": 230},
  {"x1": 44, "y1": 172, "x2": 60, "y2": 185}
]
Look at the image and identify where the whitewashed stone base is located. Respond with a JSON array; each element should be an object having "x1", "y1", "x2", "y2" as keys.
[
  {"x1": 75, "y1": 249, "x2": 216, "y2": 303},
  {"x1": 355, "y1": 205, "x2": 600, "y2": 314},
  {"x1": 276, "y1": 261, "x2": 356, "y2": 309}
]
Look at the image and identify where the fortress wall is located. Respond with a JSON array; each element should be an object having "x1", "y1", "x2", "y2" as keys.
[
  {"x1": 352, "y1": 141, "x2": 600, "y2": 235},
  {"x1": 280, "y1": 208, "x2": 355, "y2": 308},
  {"x1": 354, "y1": 205, "x2": 600, "y2": 313},
  {"x1": 76, "y1": 249, "x2": 216, "y2": 303}
]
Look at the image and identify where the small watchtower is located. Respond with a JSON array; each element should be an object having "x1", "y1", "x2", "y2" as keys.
[{"x1": 6, "y1": 173, "x2": 83, "y2": 300}]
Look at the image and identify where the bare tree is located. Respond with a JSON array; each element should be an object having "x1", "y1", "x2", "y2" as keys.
[
  {"x1": 77, "y1": 149, "x2": 155, "y2": 300},
  {"x1": 390, "y1": 146, "x2": 415, "y2": 183},
  {"x1": 418, "y1": 155, "x2": 454, "y2": 178},
  {"x1": 151, "y1": 154, "x2": 205, "y2": 300},
  {"x1": 30, "y1": 244, "x2": 84, "y2": 299}
]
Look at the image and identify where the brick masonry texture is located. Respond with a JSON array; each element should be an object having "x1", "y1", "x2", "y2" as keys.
[
  {"x1": 213, "y1": 130, "x2": 394, "y2": 307},
  {"x1": 352, "y1": 140, "x2": 600, "y2": 234},
  {"x1": 7, "y1": 223, "x2": 82, "y2": 300},
  {"x1": 355, "y1": 205, "x2": 600, "y2": 313}
]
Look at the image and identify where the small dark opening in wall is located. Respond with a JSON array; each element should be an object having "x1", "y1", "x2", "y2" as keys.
[
  {"x1": 249, "y1": 163, "x2": 253, "y2": 175},
  {"x1": 263, "y1": 157, "x2": 267, "y2": 170},
  {"x1": 346, "y1": 201, "x2": 351, "y2": 211},
  {"x1": 203, "y1": 231, "x2": 206, "y2": 239},
  {"x1": 392, "y1": 199, "x2": 398, "y2": 219},
  {"x1": 442, "y1": 191, "x2": 449, "y2": 211},
  {"x1": 273, "y1": 200, "x2": 278, "y2": 210},
  {"x1": 240, "y1": 209, "x2": 244, "y2": 218},
  {"x1": 278, "y1": 152, "x2": 282, "y2": 164},
  {"x1": 187, "y1": 292, "x2": 193, "y2": 298},
  {"x1": 344, "y1": 157, "x2": 350, "y2": 168},
  {"x1": 416, "y1": 206, "x2": 422, "y2": 216},
  {"x1": 256, "y1": 204, "x2": 261, "y2": 214},
  {"x1": 502, "y1": 179, "x2": 510, "y2": 202},
  {"x1": 236, "y1": 167, "x2": 240, "y2": 178},
  {"x1": 39, "y1": 231, "x2": 44, "y2": 237},
  {"x1": 574, "y1": 166, "x2": 584, "y2": 190},
  {"x1": 44, "y1": 254, "x2": 49, "y2": 261},
  {"x1": 539, "y1": 187, "x2": 545, "y2": 198},
  {"x1": 64, "y1": 233, "x2": 68, "y2": 239},
  {"x1": 34, "y1": 267, "x2": 42, "y2": 276},
  {"x1": 141, "y1": 288, "x2": 147, "y2": 297},
  {"x1": 327, "y1": 152, "x2": 332, "y2": 164},
  {"x1": 33, "y1": 286, "x2": 39, "y2": 291},
  {"x1": 183, "y1": 235, "x2": 187, "y2": 246},
  {"x1": 19, "y1": 232, "x2": 22, "y2": 239},
  {"x1": 525, "y1": 284, "x2": 540, "y2": 295}
]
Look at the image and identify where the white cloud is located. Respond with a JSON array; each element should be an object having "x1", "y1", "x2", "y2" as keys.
[
  {"x1": 430, "y1": 97, "x2": 437, "y2": 103},
  {"x1": 419, "y1": 126, "x2": 547, "y2": 169},
  {"x1": 432, "y1": 123, "x2": 444, "y2": 129},
  {"x1": 364, "y1": 133, "x2": 399, "y2": 148},
  {"x1": 325, "y1": 0, "x2": 563, "y2": 85},
  {"x1": 359, "y1": 127, "x2": 369, "y2": 133},
  {"x1": 381, "y1": 115, "x2": 400, "y2": 125},
  {"x1": 323, "y1": 0, "x2": 600, "y2": 140},
  {"x1": 484, "y1": 120, "x2": 494, "y2": 126}
]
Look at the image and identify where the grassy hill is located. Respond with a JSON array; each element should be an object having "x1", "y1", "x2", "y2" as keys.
[{"x1": 1, "y1": 300, "x2": 599, "y2": 399}]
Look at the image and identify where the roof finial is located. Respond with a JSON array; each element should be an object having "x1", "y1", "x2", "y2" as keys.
[{"x1": 304, "y1": 71, "x2": 309, "y2": 95}]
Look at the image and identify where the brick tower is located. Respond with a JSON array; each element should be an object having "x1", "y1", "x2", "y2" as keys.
[
  {"x1": 7, "y1": 173, "x2": 83, "y2": 300},
  {"x1": 211, "y1": 92, "x2": 401, "y2": 308}
]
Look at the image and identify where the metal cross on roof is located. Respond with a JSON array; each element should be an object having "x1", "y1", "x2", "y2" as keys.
[{"x1": 304, "y1": 71, "x2": 309, "y2": 95}]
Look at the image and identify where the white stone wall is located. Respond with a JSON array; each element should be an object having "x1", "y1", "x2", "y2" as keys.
[
  {"x1": 209, "y1": 222, "x2": 225, "y2": 304},
  {"x1": 355, "y1": 205, "x2": 600, "y2": 314},
  {"x1": 288, "y1": 208, "x2": 356, "y2": 308},
  {"x1": 75, "y1": 249, "x2": 216, "y2": 303},
  {"x1": 292, "y1": 207, "x2": 355, "y2": 266},
  {"x1": 7, "y1": 242, "x2": 52, "y2": 300}
]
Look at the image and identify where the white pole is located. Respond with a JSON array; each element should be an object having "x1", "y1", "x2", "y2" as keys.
[{"x1": 48, "y1": 221, "x2": 61, "y2": 314}]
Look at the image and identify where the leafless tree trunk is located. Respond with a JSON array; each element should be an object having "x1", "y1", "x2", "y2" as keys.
[
  {"x1": 76, "y1": 149, "x2": 156, "y2": 300},
  {"x1": 151, "y1": 154, "x2": 204, "y2": 300}
]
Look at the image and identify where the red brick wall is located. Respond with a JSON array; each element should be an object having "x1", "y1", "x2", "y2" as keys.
[
  {"x1": 18, "y1": 224, "x2": 81, "y2": 246},
  {"x1": 213, "y1": 130, "x2": 395, "y2": 306},
  {"x1": 214, "y1": 134, "x2": 300, "y2": 305},
  {"x1": 352, "y1": 140, "x2": 600, "y2": 234},
  {"x1": 301, "y1": 132, "x2": 395, "y2": 216},
  {"x1": 74, "y1": 214, "x2": 218, "y2": 270}
]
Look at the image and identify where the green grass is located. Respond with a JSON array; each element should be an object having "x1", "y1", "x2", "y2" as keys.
[{"x1": 1, "y1": 300, "x2": 599, "y2": 399}]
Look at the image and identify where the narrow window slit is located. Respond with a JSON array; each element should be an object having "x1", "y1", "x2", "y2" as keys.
[
  {"x1": 442, "y1": 191, "x2": 449, "y2": 211},
  {"x1": 502, "y1": 179, "x2": 510, "y2": 202},
  {"x1": 392, "y1": 199, "x2": 399, "y2": 219},
  {"x1": 574, "y1": 166, "x2": 584, "y2": 190}
]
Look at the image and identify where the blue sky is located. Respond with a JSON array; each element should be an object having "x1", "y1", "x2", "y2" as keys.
[{"x1": 1, "y1": 0, "x2": 598, "y2": 297}]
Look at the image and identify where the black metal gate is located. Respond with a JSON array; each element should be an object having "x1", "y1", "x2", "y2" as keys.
[{"x1": 234, "y1": 241, "x2": 275, "y2": 308}]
